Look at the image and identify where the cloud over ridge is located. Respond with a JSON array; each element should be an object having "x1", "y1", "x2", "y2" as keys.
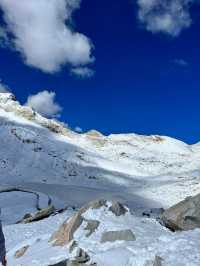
[{"x1": 26, "y1": 90, "x2": 62, "y2": 118}]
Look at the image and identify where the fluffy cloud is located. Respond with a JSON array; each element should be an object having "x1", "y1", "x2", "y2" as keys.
[
  {"x1": 71, "y1": 67, "x2": 95, "y2": 78},
  {"x1": 0, "y1": 0, "x2": 94, "y2": 73},
  {"x1": 0, "y1": 80, "x2": 10, "y2": 93},
  {"x1": 173, "y1": 58, "x2": 188, "y2": 67},
  {"x1": 26, "y1": 91, "x2": 62, "y2": 118},
  {"x1": 137, "y1": 0, "x2": 193, "y2": 36},
  {"x1": 74, "y1": 126, "x2": 83, "y2": 133}
]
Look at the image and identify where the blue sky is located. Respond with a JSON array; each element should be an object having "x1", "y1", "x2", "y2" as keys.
[{"x1": 0, "y1": 0, "x2": 200, "y2": 143}]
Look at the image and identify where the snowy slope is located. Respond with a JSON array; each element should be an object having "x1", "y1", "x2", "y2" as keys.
[
  {"x1": 0, "y1": 92, "x2": 200, "y2": 265},
  {"x1": 0, "y1": 92, "x2": 200, "y2": 208}
]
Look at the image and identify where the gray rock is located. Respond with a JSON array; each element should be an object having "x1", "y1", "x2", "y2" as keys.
[
  {"x1": 161, "y1": 193, "x2": 200, "y2": 231},
  {"x1": 101, "y1": 229, "x2": 136, "y2": 243},
  {"x1": 109, "y1": 201, "x2": 127, "y2": 216},
  {"x1": 153, "y1": 256, "x2": 163, "y2": 266},
  {"x1": 84, "y1": 220, "x2": 100, "y2": 237},
  {"x1": 75, "y1": 248, "x2": 90, "y2": 263},
  {"x1": 49, "y1": 260, "x2": 68, "y2": 266},
  {"x1": 87, "y1": 199, "x2": 107, "y2": 209}
]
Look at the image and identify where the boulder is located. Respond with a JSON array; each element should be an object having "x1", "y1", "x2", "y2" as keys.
[
  {"x1": 101, "y1": 229, "x2": 136, "y2": 243},
  {"x1": 50, "y1": 212, "x2": 83, "y2": 246},
  {"x1": 108, "y1": 201, "x2": 128, "y2": 216},
  {"x1": 161, "y1": 193, "x2": 200, "y2": 231},
  {"x1": 15, "y1": 245, "x2": 30, "y2": 258}
]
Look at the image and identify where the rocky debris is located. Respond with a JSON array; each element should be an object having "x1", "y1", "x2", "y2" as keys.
[
  {"x1": 142, "y1": 208, "x2": 164, "y2": 219},
  {"x1": 108, "y1": 201, "x2": 128, "y2": 216},
  {"x1": 49, "y1": 261, "x2": 68, "y2": 266},
  {"x1": 49, "y1": 260, "x2": 96, "y2": 266},
  {"x1": 15, "y1": 245, "x2": 30, "y2": 258},
  {"x1": 161, "y1": 193, "x2": 200, "y2": 231},
  {"x1": 50, "y1": 199, "x2": 105, "y2": 246},
  {"x1": 84, "y1": 220, "x2": 100, "y2": 237},
  {"x1": 101, "y1": 229, "x2": 136, "y2": 243},
  {"x1": 50, "y1": 212, "x2": 84, "y2": 246},
  {"x1": 19, "y1": 205, "x2": 55, "y2": 224},
  {"x1": 49, "y1": 248, "x2": 96, "y2": 266},
  {"x1": 153, "y1": 256, "x2": 163, "y2": 266},
  {"x1": 73, "y1": 248, "x2": 90, "y2": 264},
  {"x1": 69, "y1": 240, "x2": 78, "y2": 253},
  {"x1": 87, "y1": 199, "x2": 107, "y2": 210},
  {"x1": 50, "y1": 199, "x2": 131, "y2": 247}
]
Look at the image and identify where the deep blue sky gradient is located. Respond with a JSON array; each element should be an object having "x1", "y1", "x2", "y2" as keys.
[{"x1": 0, "y1": 0, "x2": 200, "y2": 143}]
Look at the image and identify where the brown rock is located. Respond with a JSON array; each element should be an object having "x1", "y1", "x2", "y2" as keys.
[
  {"x1": 50, "y1": 212, "x2": 83, "y2": 246},
  {"x1": 20, "y1": 205, "x2": 55, "y2": 224},
  {"x1": 15, "y1": 245, "x2": 30, "y2": 258}
]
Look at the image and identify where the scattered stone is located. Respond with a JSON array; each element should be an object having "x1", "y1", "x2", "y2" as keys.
[
  {"x1": 20, "y1": 205, "x2": 55, "y2": 224},
  {"x1": 87, "y1": 199, "x2": 107, "y2": 210},
  {"x1": 49, "y1": 260, "x2": 68, "y2": 266},
  {"x1": 15, "y1": 245, "x2": 30, "y2": 258},
  {"x1": 84, "y1": 220, "x2": 100, "y2": 237},
  {"x1": 101, "y1": 229, "x2": 136, "y2": 243},
  {"x1": 153, "y1": 256, "x2": 163, "y2": 266},
  {"x1": 22, "y1": 213, "x2": 33, "y2": 220},
  {"x1": 69, "y1": 240, "x2": 78, "y2": 253},
  {"x1": 108, "y1": 201, "x2": 127, "y2": 216},
  {"x1": 75, "y1": 248, "x2": 90, "y2": 263},
  {"x1": 161, "y1": 193, "x2": 200, "y2": 231}
]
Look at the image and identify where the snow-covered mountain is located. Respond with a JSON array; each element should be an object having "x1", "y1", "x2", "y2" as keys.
[{"x1": 0, "y1": 92, "x2": 200, "y2": 265}]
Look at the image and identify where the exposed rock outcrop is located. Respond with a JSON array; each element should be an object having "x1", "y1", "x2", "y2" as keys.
[
  {"x1": 84, "y1": 220, "x2": 100, "y2": 237},
  {"x1": 19, "y1": 205, "x2": 55, "y2": 224},
  {"x1": 161, "y1": 193, "x2": 200, "y2": 231}
]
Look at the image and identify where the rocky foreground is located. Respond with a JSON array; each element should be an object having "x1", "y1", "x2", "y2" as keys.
[{"x1": 5, "y1": 195, "x2": 200, "y2": 266}]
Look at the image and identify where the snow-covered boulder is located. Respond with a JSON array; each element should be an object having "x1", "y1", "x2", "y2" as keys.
[{"x1": 161, "y1": 193, "x2": 200, "y2": 231}]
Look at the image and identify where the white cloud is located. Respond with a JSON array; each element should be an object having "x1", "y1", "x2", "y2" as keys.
[
  {"x1": 173, "y1": 58, "x2": 188, "y2": 67},
  {"x1": 74, "y1": 126, "x2": 83, "y2": 133},
  {"x1": 0, "y1": 80, "x2": 10, "y2": 93},
  {"x1": 26, "y1": 90, "x2": 62, "y2": 118},
  {"x1": 71, "y1": 67, "x2": 95, "y2": 78},
  {"x1": 137, "y1": 0, "x2": 193, "y2": 36},
  {"x1": 0, "y1": 0, "x2": 94, "y2": 73}
]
